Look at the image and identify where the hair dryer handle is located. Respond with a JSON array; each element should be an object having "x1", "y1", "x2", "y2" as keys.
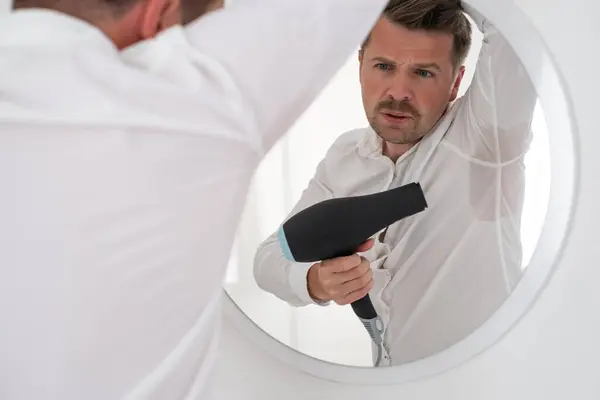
[{"x1": 351, "y1": 293, "x2": 378, "y2": 320}]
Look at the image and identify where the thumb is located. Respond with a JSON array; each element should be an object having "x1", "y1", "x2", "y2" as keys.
[{"x1": 356, "y1": 238, "x2": 375, "y2": 253}]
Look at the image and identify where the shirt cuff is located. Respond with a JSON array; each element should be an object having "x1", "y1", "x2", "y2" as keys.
[{"x1": 288, "y1": 262, "x2": 330, "y2": 306}]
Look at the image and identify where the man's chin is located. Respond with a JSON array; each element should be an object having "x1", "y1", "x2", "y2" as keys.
[
  {"x1": 385, "y1": 138, "x2": 413, "y2": 145},
  {"x1": 374, "y1": 129, "x2": 413, "y2": 145}
]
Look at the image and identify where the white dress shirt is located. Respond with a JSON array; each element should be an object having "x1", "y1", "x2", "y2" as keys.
[
  {"x1": 0, "y1": 1, "x2": 388, "y2": 398},
  {"x1": 254, "y1": 11, "x2": 538, "y2": 366}
]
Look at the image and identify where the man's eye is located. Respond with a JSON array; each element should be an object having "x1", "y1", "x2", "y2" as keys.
[
  {"x1": 416, "y1": 69, "x2": 434, "y2": 78},
  {"x1": 375, "y1": 63, "x2": 392, "y2": 71}
]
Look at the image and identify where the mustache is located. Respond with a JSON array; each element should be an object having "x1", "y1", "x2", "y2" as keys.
[{"x1": 376, "y1": 99, "x2": 420, "y2": 117}]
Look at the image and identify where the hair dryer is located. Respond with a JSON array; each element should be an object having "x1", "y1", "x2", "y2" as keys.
[{"x1": 277, "y1": 181, "x2": 428, "y2": 365}]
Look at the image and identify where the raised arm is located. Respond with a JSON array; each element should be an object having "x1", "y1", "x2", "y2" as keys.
[
  {"x1": 184, "y1": 0, "x2": 388, "y2": 155},
  {"x1": 458, "y1": 4, "x2": 538, "y2": 162}
]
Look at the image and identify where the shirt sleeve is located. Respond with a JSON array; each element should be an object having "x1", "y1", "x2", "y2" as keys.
[
  {"x1": 182, "y1": 0, "x2": 388, "y2": 155},
  {"x1": 253, "y1": 155, "x2": 334, "y2": 307},
  {"x1": 455, "y1": 5, "x2": 538, "y2": 163}
]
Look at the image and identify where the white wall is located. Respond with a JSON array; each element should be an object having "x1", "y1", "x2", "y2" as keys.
[{"x1": 225, "y1": 20, "x2": 551, "y2": 366}]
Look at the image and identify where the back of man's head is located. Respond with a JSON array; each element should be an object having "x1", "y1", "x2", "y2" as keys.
[
  {"x1": 12, "y1": 0, "x2": 220, "y2": 49},
  {"x1": 181, "y1": 0, "x2": 223, "y2": 24}
]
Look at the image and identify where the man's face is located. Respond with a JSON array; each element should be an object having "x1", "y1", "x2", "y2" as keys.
[{"x1": 359, "y1": 17, "x2": 465, "y2": 145}]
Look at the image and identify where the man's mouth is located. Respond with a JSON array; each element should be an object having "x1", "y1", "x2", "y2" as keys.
[{"x1": 381, "y1": 111, "x2": 413, "y2": 122}]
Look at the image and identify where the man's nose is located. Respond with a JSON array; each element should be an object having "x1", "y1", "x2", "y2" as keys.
[{"x1": 385, "y1": 72, "x2": 414, "y2": 101}]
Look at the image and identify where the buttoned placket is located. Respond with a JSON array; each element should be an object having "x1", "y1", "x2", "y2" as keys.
[{"x1": 362, "y1": 142, "x2": 418, "y2": 366}]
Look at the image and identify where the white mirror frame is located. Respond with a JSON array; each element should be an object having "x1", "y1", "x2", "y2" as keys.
[{"x1": 223, "y1": 0, "x2": 579, "y2": 386}]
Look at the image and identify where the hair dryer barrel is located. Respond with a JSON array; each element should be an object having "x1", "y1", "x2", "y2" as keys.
[{"x1": 278, "y1": 182, "x2": 428, "y2": 263}]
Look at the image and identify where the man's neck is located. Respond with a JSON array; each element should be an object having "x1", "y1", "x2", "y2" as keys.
[
  {"x1": 382, "y1": 104, "x2": 452, "y2": 163},
  {"x1": 382, "y1": 141, "x2": 416, "y2": 163}
]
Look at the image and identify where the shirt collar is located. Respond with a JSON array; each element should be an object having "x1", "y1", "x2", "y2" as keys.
[
  {"x1": 356, "y1": 126, "x2": 383, "y2": 158},
  {"x1": 0, "y1": 8, "x2": 117, "y2": 54}
]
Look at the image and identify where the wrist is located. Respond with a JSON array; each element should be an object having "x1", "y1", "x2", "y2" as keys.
[{"x1": 307, "y1": 263, "x2": 329, "y2": 302}]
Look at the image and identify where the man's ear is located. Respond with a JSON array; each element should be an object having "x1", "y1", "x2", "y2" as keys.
[
  {"x1": 139, "y1": 0, "x2": 180, "y2": 39},
  {"x1": 450, "y1": 65, "x2": 465, "y2": 101}
]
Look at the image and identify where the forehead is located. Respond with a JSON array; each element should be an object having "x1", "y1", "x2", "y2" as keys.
[{"x1": 365, "y1": 17, "x2": 454, "y2": 65}]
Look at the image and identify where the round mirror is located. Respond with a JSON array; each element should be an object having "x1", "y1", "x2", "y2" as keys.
[{"x1": 225, "y1": 0, "x2": 563, "y2": 370}]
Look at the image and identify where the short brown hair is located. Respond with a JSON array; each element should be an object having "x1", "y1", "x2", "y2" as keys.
[
  {"x1": 363, "y1": 0, "x2": 472, "y2": 69},
  {"x1": 181, "y1": 0, "x2": 223, "y2": 24}
]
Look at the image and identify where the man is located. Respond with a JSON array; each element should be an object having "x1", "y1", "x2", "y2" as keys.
[
  {"x1": 254, "y1": 0, "x2": 538, "y2": 366},
  {"x1": 0, "y1": 0, "x2": 389, "y2": 398}
]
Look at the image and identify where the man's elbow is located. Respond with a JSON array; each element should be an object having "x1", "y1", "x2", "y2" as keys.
[
  {"x1": 252, "y1": 242, "x2": 276, "y2": 292},
  {"x1": 252, "y1": 251, "x2": 266, "y2": 290}
]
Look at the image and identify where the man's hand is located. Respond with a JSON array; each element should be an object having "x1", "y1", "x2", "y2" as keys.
[{"x1": 307, "y1": 239, "x2": 375, "y2": 305}]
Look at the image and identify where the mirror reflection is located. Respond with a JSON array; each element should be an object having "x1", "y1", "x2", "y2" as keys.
[{"x1": 225, "y1": 0, "x2": 550, "y2": 367}]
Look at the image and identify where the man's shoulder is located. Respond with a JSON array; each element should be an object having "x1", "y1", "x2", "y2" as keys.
[
  {"x1": 317, "y1": 126, "x2": 369, "y2": 174},
  {"x1": 328, "y1": 127, "x2": 370, "y2": 155},
  {"x1": 316, "y1": 127, "x2": 374, "y2": 196}
]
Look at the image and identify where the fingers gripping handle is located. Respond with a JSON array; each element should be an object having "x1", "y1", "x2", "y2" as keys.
[
  {"x1": 278, "y1": 227, "x2": 384, "y2": 348},
  {"x1": 279, "y1": 228, "x2": 380, "y2": 322},
  {"x1": 275, "y1": 182, "x2": 429, "y2": 357}
]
